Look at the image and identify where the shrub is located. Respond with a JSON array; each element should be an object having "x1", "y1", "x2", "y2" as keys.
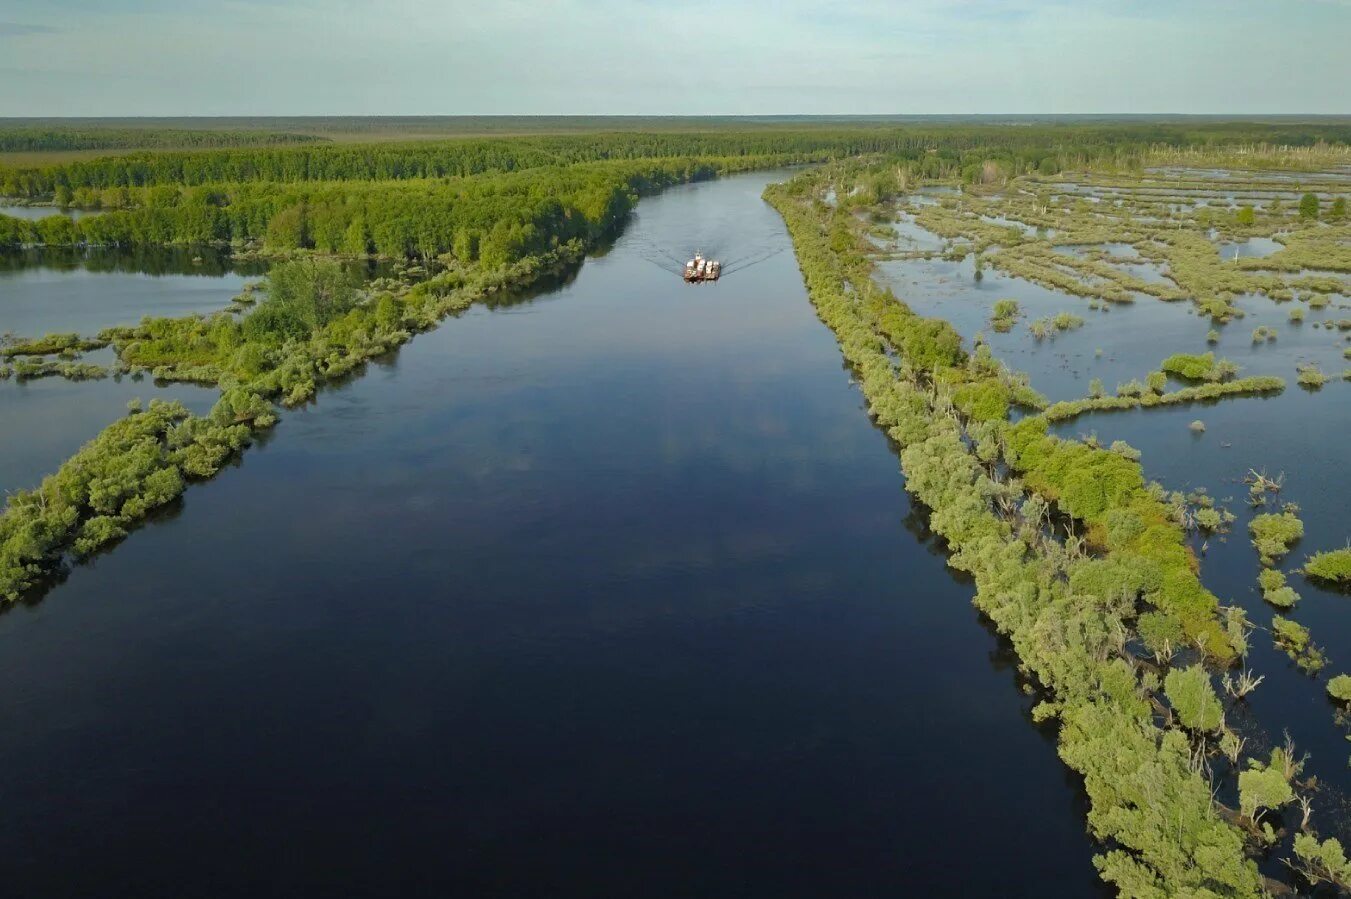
[
  {"x1": 1298, "y1": 192, "x2": 1319, "y2": 220},
  {"x1": 1257, "y1": 567, "x2": 1299, "y2": 608},
  {"x1": 1296, "y1": 363, "x2": 1329, "y2": 388},
  {"x1": 1161, "y1": 352, "x2": 1220, "y2": 381},
  {"x1": 1304, "y1": 547, "x2": 1351, "y2": 586},
  {"x1": 1195, "y1": 508, "x2": 1222, "y2": 531},
  {"x1": 990, "y1": 298, "x2": 1020, "y2": 332},
  {"x1": 1189, "y1": 420, "x2": 1205, "y2": 433},
  {"x1": 1272, "y1": 615, "x2": 1325, "y2": 672},
  {"x1": 1327, "y1": 674, "x2": 1351, "y2": 704},
  {"x1": 1250, "y1": 511, "x2": 1303, "y2": 564}
]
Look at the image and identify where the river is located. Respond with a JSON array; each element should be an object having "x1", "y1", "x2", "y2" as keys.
[{"x1": 0, "y1": 170, "x2": 1101, "y2": 897}]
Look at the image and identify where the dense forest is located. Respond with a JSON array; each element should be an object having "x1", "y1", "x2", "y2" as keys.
[
  {"x1": 7, "y1": 122, "x2": 1351, "y2": 269},
  {"x1": 5, "y1": 122, "x2": 1351, "y2": 197},
  {"x1": 0, "y1": 127, "x2": 326, "y2": 153},
  {"x1": 0, "y1": 157, "x2": 775, "y2": 263}
]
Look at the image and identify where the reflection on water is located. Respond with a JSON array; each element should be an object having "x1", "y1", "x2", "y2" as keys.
[
  {"x1": 0, "y1": 247, "x2": 408, "y2": 338},
  {"x1": 1, "y1": 249, "x2": 254, "y2": 337},
  {"x1": 0, "y1": 171, "x2": 1100, "y2": 898},
  {"x1": 1217, "y1": 236, "x2": 1284, "y2": 260},
  {"x1": 0, "y1": 204, "x2": 103, "y2": 222}
]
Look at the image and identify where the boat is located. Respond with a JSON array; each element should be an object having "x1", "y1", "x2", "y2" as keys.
[{"x1": 683, "y1": 252, "x2": 721, "y2": 282}]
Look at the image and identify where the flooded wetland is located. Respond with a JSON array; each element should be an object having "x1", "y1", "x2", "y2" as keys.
[{"x1": 2, "y1": 123, "x2": 1350, "y2": 897}]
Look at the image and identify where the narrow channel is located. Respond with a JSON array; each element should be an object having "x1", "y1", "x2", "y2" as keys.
[{"x1": 0, "y1": 170, "x2": 1101, "y2": 896}]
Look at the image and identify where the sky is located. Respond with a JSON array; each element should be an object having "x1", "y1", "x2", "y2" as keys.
[{"x1": 0, "y1": 0, "x2": 1348, "y2": 116}]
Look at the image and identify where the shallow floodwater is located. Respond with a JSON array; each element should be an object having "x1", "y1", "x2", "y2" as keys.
[
  {"x1": 878, "y1": 253, "x2": 1349, "y2": 403},
  {"x1": 1218, "y1": 236, "x2": 1283, "y2": 260},
  {"x1": 0, "y1": 171, "x2": 1101, "y2": 897},
  {"x1": 1049, "y1": 388, "x2": 1351, "y2": 838},
  {"x1": 880, "y1": 200, "x2": 1351, "y2": 844}
]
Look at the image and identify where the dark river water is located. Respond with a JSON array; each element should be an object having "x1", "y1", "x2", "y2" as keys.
[{"x1": 0, "y1": 171, "x2": 1101, "y2": 897}]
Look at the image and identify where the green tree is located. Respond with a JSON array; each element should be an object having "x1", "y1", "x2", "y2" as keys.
[
  {"x1": 1164, "y1": 664, "x2": 1223, "y2": 732},
  {"x1": 1298, "y1": 192, "x2": 1319, "y2": 220},
  {"x1": 266, "y1": 258, "x2": 357, "y2": 331},
  {"x1": 342, "y1": 215, "x2": 370, "y2": 255},
  {"x1": 1238, "y1": 764, "x2": 1293, "y2": 824}
]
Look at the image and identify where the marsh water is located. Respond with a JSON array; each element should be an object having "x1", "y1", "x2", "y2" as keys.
[
  {"x1": 0, "y1": 171, "x2": 1103, "y2": 896},
  {"x1": 878, "y1": 220, "x2": 1351, "y2": 843}
]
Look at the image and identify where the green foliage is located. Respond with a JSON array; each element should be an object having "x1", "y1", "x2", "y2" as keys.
[
  {"x1": 990, "y1": 298, "x2": 1019, "y2": 332},
  {"x1": 1298, "y1": 192, "x2": 1320, "y2": 220},
  {"x1": 1194, "y1": 507, "x2": 1222, "y2": 531},
  {"x1": 0, "y1": 127, "x2": 324, "y2": 152},
  {"x1": 1250, "y1": 511, "x2": 1304, "y2": 565},
  {"x1": 1060, "y1": 702, "x2": 1262, "y2": 897},
  {"x1": 1258, "y1": 567, "x2": 1300, "y2": 608},
  {"x1": 766, "y1": 166, "x2": 1262, "y2": 897},
  {"x1": 1159, "y1": 351, "x2": 1238, "y2": 382},
  {"x1": 1238, "y1": 761, "x2": 1293, "y2": 822},
  {"x1": 263, "y1": 258, "x2": 358, "y2": 332},
  {"x1": 1, "y1": 332, "x2": 109, "y2": 358},
  {"x1": 1040, "y1": 376, "x2": 1284, "y2": 425},
  {"x1": 1292, "y1": 833, "x2": 1351, "y2": 890},
  {"x1": 1272, "y1": 615, "x2": 1325, "y2": 673},
  {"x1": 1304, "y1": 547, "x2": 1351, "y2": 586},
  {"x1": 1327, "y1": 674, "x2": 1351, "y2": 704},
  {"x1": 1163, "y1": 665, "x2": 1224, "y2": 732},
  {"x1": 1296, "y1": 363, "x2": 1329, "y2": 388},
  {"x1": 1028, "y1": 312, "x2": 1083, "y2": 340}
]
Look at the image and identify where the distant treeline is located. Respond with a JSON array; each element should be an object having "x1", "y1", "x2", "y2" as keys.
[
  {"x1": 0, "y1": 128, "x2": 328, "y2": 153},
  {"x1": 0, "y1": 158, "x2": 763, "y2": 265},
  {"x1": 5, "y1": 123, "x2": 1351, "y2": 196}
]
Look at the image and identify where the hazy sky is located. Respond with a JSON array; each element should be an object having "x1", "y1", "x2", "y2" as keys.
[{"x1": 1, "y1": 0, "x2": 1347, "y2": 116}]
